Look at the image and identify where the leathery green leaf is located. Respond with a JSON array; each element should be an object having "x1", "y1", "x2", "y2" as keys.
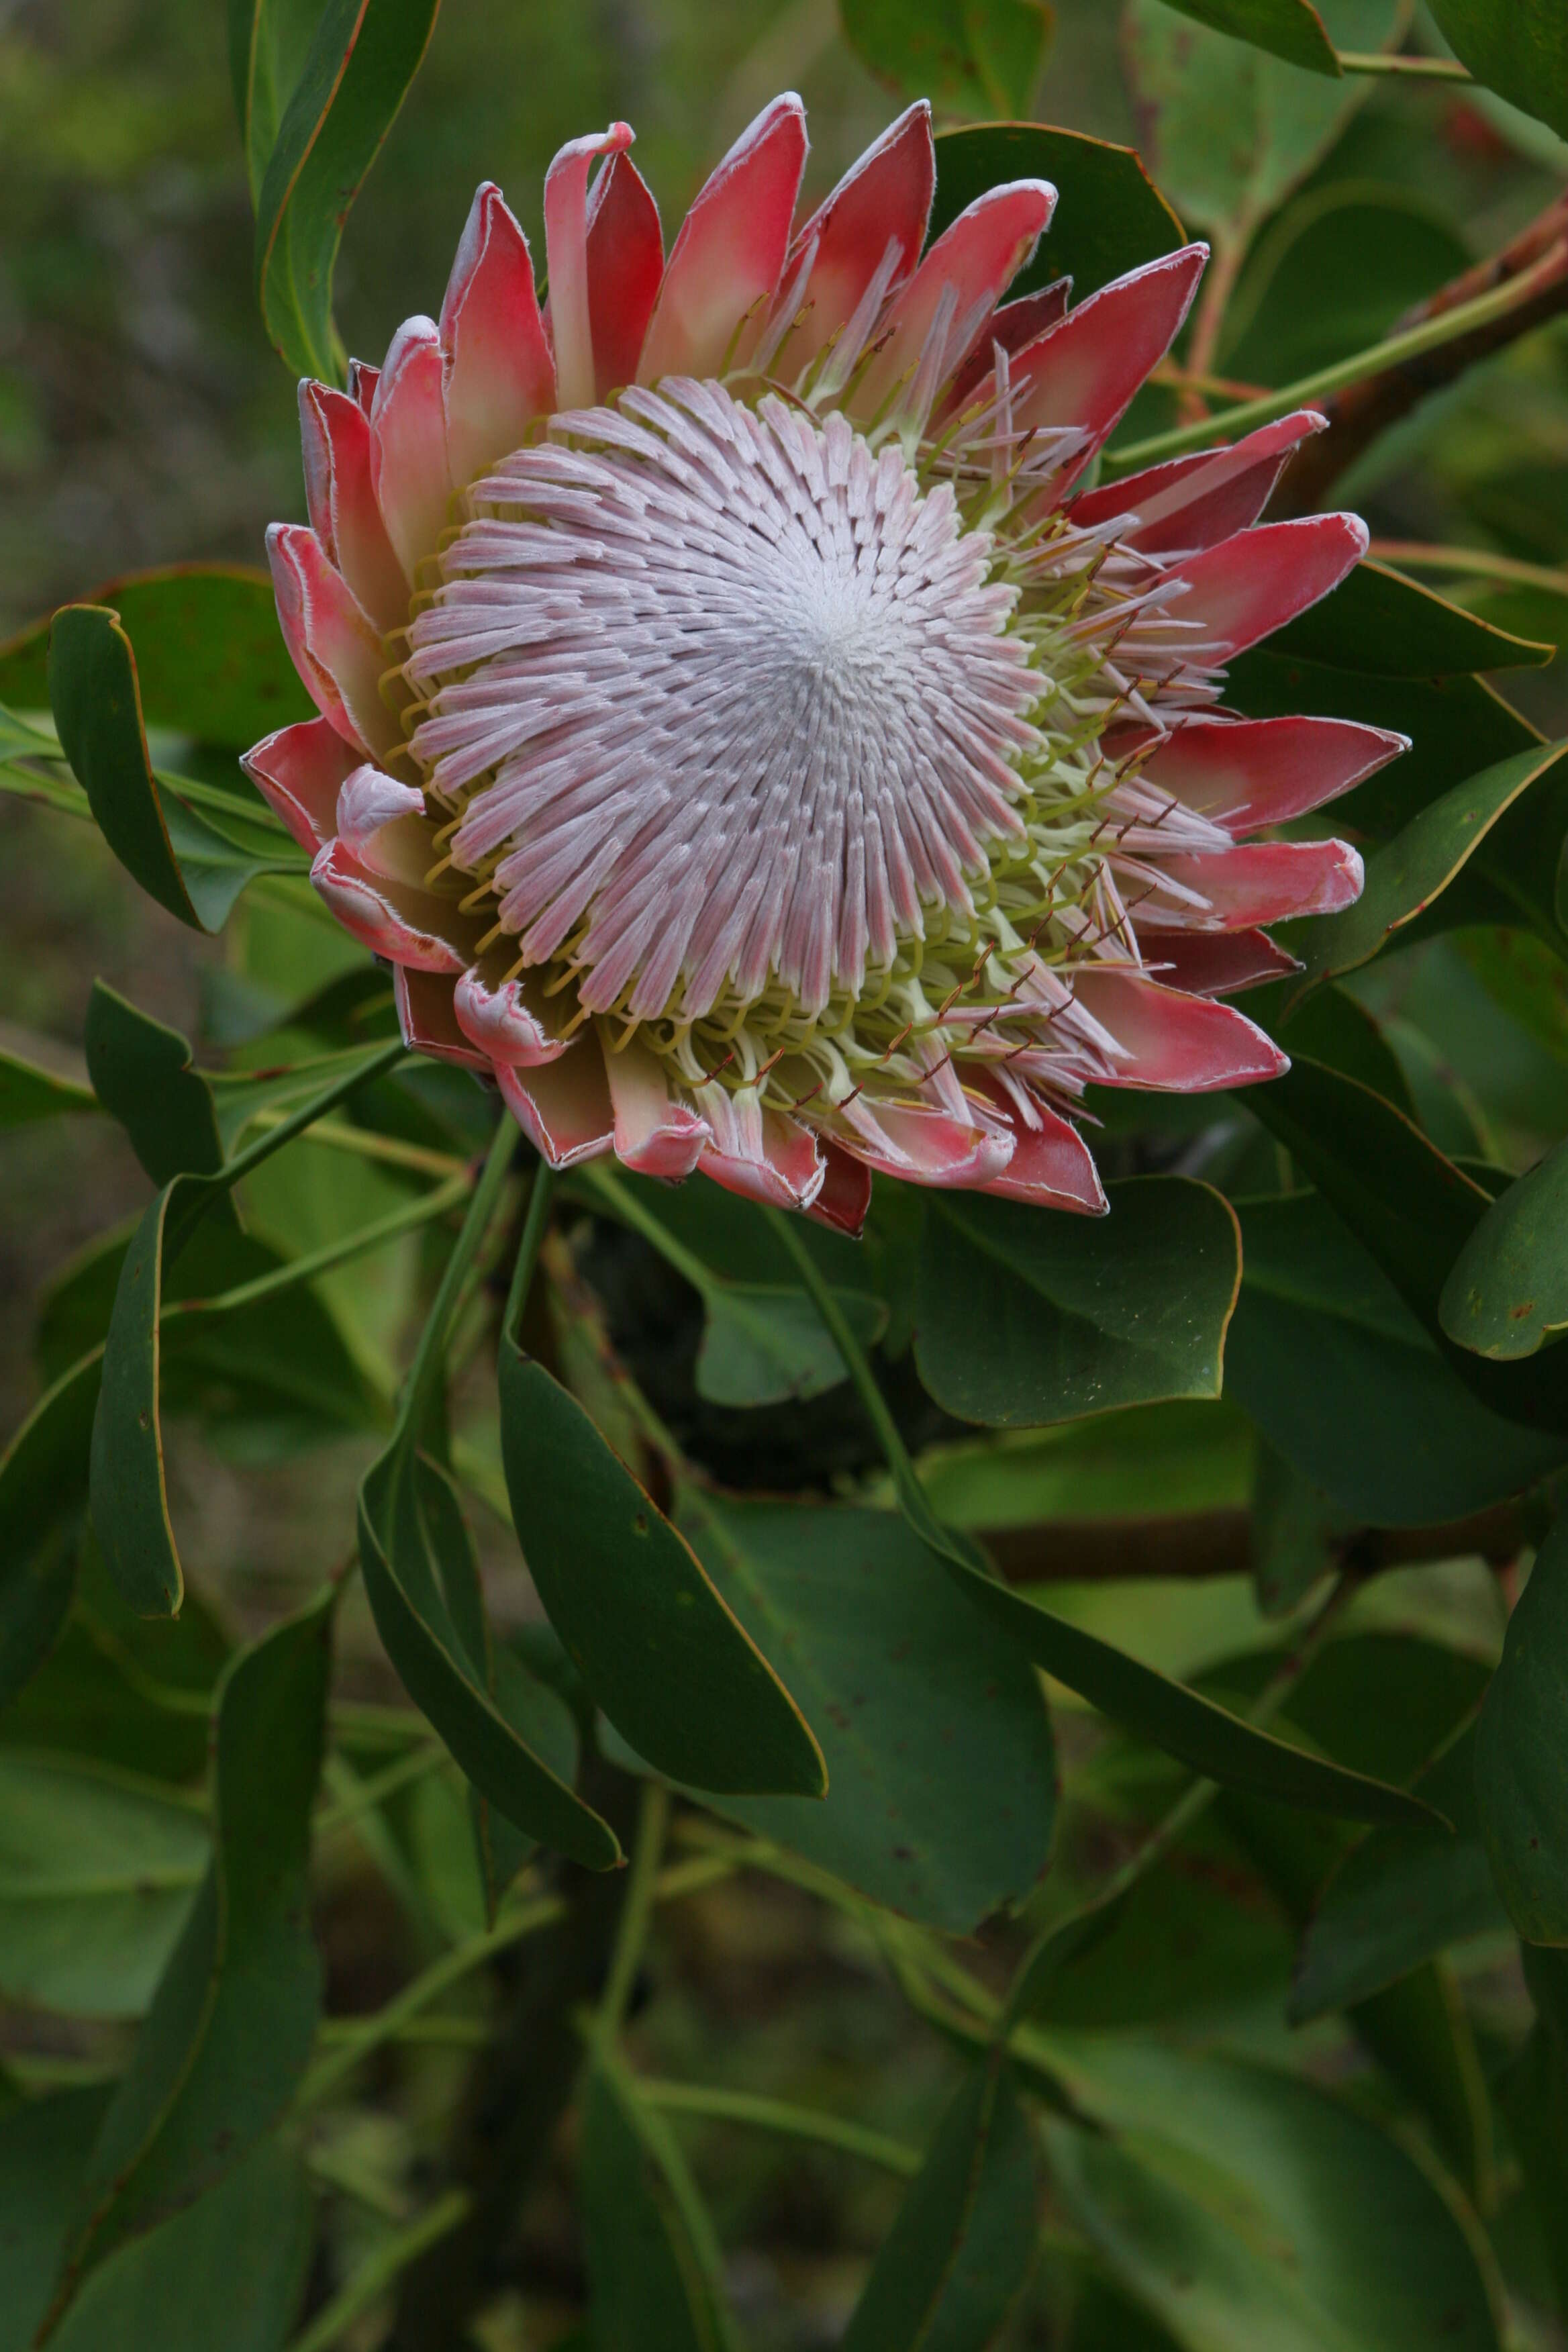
[
  {"x1": 841, "y1": 2057, "x2": 1039, "y2": 2352},
  {"x1": 1426, "y1": 0, "x2": 1568, "y2": 142},
  {"x1": 1440, "y1": 1132, "x2": 1568, "y2": 1361},
  {"x1": 1295, "y1": 742, "x2": 1568, "y2": 989},
  {"x1": 42, "y1": 1589, "x2": 332, "y2": 2332},
  {"x1": 0, "y1": 1352, "x2": 99, "y2": 1709},
  {"x1": 0, "y1": 1045, "x2": 95, "y2": 1128},
  {"x1": 0, "y1": 1755, "x2": 208, "y2": 2020},
  {"x1": 0, "y1": 566, "x2": 310, "y2": 750},
  {"x1": 1291, "y1": 1720, "x2": 1506, "y2": 2020},
  {"x1": 1146, "y1": 0, "x2": 1340, "y2": 75},
  {"x1": 356, "y1": 1441, "x2": 616, "y2": 1872},
  {"x1": 1224, "y1": 1192, "x2": 1568, "y2": 1524},
  {"x1": 251, "y1": 0, "x2": 443, "y2": 381},
  {"x1": 841, "y1": 0, "x2": 1052, "y2": 115},
  {"x1": 929, "y1": 124, "x2": 1185, "y2": 303},
  {"x1": 1121, "y1": 0, "x2": 1391, "y2": 252},
  {"x1": 89, "y1": 1179, "x2": 212, "y2": 1619},
  {"x1": 1036, "y1": 2039, "x2": 1502, "y2": 2352},
  {"x1": 48, "y1": 606, "x2": 298, "y2": 932},
  {"x1": 1263, "y1": 558, "x2": 1554, "y2": 676},
  {"x1": 497, "y1": 1343, "x2": 824, "y2": 1800},
  {"x1": 84, "y1": 983, "x2": 228, "y2": 1193},
  {"x1": 914, "y1": 1179, "x2": 1240, "y2": 1429},
  {"x1": 873, "y1": 1442, "x2": 1436, "y2": 1824},
  {"x1": 48, "y1": 2137, "x2": 312, "y2": 2352},
  {"x1": 0, "y1": 2088, "x2": 112, "y2": 2352},
  {"x1": 581, "y1": 2046, "x2": 738, "y2": 2352},
  {"x1": 1475, "y1": 1516, "x2": 1568, "y2": 1943},
  {"x1": 1246, "y1": 1055, "x2": 1568, "y2": 1434},
  {"x1": 946, "y1": 1561, "x2": 1440, "y2": 1825},
  {"x1": 616, "y1": 1493, "x2": 1057, "y2": 1932}
]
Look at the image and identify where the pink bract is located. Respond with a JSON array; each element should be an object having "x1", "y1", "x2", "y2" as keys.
[{"x1": 248, "y1": 95, "x2": 1400, "y2": 1235}]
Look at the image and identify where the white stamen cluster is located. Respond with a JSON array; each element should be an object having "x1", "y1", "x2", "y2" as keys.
[{"x1": 399, "y1": 374, "x2": 1238, "y2": 1115}]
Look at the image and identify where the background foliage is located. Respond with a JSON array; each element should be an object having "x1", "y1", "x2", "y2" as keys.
[{"x1": 3, "y1": 0, "x2": 1568, "y2": 2347}]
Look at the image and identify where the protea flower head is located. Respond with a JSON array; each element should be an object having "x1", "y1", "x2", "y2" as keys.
[{"x1": 246, "y1": 96, "x2": 1400, "y2": 1235}]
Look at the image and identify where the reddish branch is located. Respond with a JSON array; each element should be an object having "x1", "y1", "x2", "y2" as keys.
[{"x1": 1273, "y1": 189, "x2": 1568, "y2": 518}]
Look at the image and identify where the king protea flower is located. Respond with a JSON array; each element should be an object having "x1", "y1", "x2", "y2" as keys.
[{"x1": 245, "y1": 96, "x2": 1399, "y2": 1236}]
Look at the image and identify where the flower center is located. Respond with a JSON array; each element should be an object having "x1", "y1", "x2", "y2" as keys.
[{"x1": 405, "y1": 379, "x2": 1041, "y2": 1026}]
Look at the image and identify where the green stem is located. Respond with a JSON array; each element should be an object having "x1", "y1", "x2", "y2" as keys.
[
  {"x1": 640, "y1": 2079, "x2": 921, "y2": 2177},
  {"x1": 503, "y1": 1157, "x2": 558, "y2": 1342},
  {"x1": 239, "y1": 1110, "x2": 467, "y2": 1179},
  {"x1": 764, "y1": 1205, "x2": 978, "y2": 1570},
  {"x1": 1336, "y1": 48, "x2": 1471, "y2": 78},
  {"x1": 287, "y1": 2190, "x2": 471, "y2": 2352},
  {"x1": 763, "y1": 1206, "x2": 910, "y2": 1477},
  {"x1": 315, "y1": 1743, "x2": 447, "y2": 1844},
  {"x1": 166, "y1": 1172, "x2": 470, "y2": 1322},
  {"x1": 1108, "y1": 239, "x2": 1568, "y2": 472},
  {"x1": 400, "y1": 1119, "x2": 516, "y2": 1438},
  {"x1": 297, "y1": 1848, "x2": 739, "y2": 2112},
  {"x1": 216, "y1": 1037, "x2": 409, "y2": 1192},
  {"x1": 597, "y1": 1780, "x2": 671, "y2": 2039},
  {"x1": 297, "y1": 1892, "x2": 569, "y2": 2110}
]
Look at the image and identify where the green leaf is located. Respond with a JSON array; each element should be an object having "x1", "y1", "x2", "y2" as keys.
[
  {"x1": 1294, "y1": 742, "x2": 1568, "y2": 991},
  {"x1": 1276, "y1": 985, "x2": 1417, "y2": 1119},
  {"x1": 0, "y1": 1354, "x2": 98, "y2": 1710},
  {"x1": 1223, "y1": 1191, "x2": 1568, "y2": 1523},
  {"x1": 1440, "y1": 1133, "x2": 1568, "y2": 1361},
  {"x1": 695, "y1": 1283, "x2": 889, "y2": 1408},
  {"x1": 914, "y1": 1179, "x2": 1240, "y2": 1430},
  {"x1": 0, "y1": 567, "x2": 311, "y2": 751},
  {"x1": 929, "y1": 125, "x2": 1185, "y2": 302},
  {"x1": 48, "y1": 607, "x2": 298, "y2": 933},
  {"x1": 1221, "y1": 186, "x2": 1473, "y2": 387},
  {"x1": 841, "y1": 0, "x2": 1052, "y2": 114},
  {"x1": 1226, "y1": 661, "x2": 1541, "y2": 852},
  {"x1": 1426, "y1": 0, "x2": 1568, "y2": 141},
  {"x1": 250, "y1": 0, "x2": 444, "y2": 380},
  {"x1": 43, "y1": 1591, "x2": 332, "y2": 2330},
  {"x1": 413, "y1": 1451, "x2": 579, "y2": 1910},
  {"x1": 356, "y1": 1442, "x2": 620, "y2": 1871},
  {"x1": 618, "y1": 1492, "x2": 1057, "y2": 1932},
  {"x1": 1121, "y1": 0, "x2": 1395, "y2": 250},
  {"x1": 1496, "y1": 1954, "x2": 1568, "y2": 2318},
  {"x1": 1036, "y1": 2040, "x2": 1502, "y2": 2352},
  {"x1": 1, "y1": 1551, "x2": 227, "y2": 1786},
  {"x1": 0, "y1": 1046, "x2": 95, "y2": 1129},
  {"x1": 84, "y1": 982, "x2": 227, "y2": 1189},
  {"x1": 0, "y1": 1755, "x2": 207, "y2": 2019},
  {"x1": 581, "y1": 2047, "x2": 738, "y2": 2352},
  {"x1": 919, "y1": 1400, "x2": 1254, "y2": 1532},
  {"x1": 1244, "y1": 1055, "x2": 1568, "y2": 1434},
  {"x1": 842, "y1": 2058, "x2": 1038, "y2": 2352},
  {"x1": 44, "y1": 1216, "x2": 380, "y2": 1451},
  {"x1": 48, "y1": 2138, "x2": 311, "y2": 2352},
  {"x1": 1145, "y1": 0, "x2": 1340, "y2": 74},
  {"x1": 497, "y1": 1344, "x2": 825, "y2": 1800},
  {"x1": 948, "y1": 1563, "x2": 1440, "y2": 1824},
  {"x1": 89, "y1": 1181, "x2": 223, "y2": 1618},
  {"x1": 1475, "y1": 1516, "x2": 1568, "y2": 1943},
  {"x1": 0, "y1": 2089, "x2": 112, "y2": 2352},
  {"x1": 1263, "y1": 560, "x2": 1555, "y2": 676},
  {"x1": 1291, "y1": 1720, "x2": 1506, "y2": 2018}
]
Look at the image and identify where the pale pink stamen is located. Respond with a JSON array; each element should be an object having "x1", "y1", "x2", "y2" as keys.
[{"x1": 411, "y1": 379, "x2": 1038, "y2": 1021}]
